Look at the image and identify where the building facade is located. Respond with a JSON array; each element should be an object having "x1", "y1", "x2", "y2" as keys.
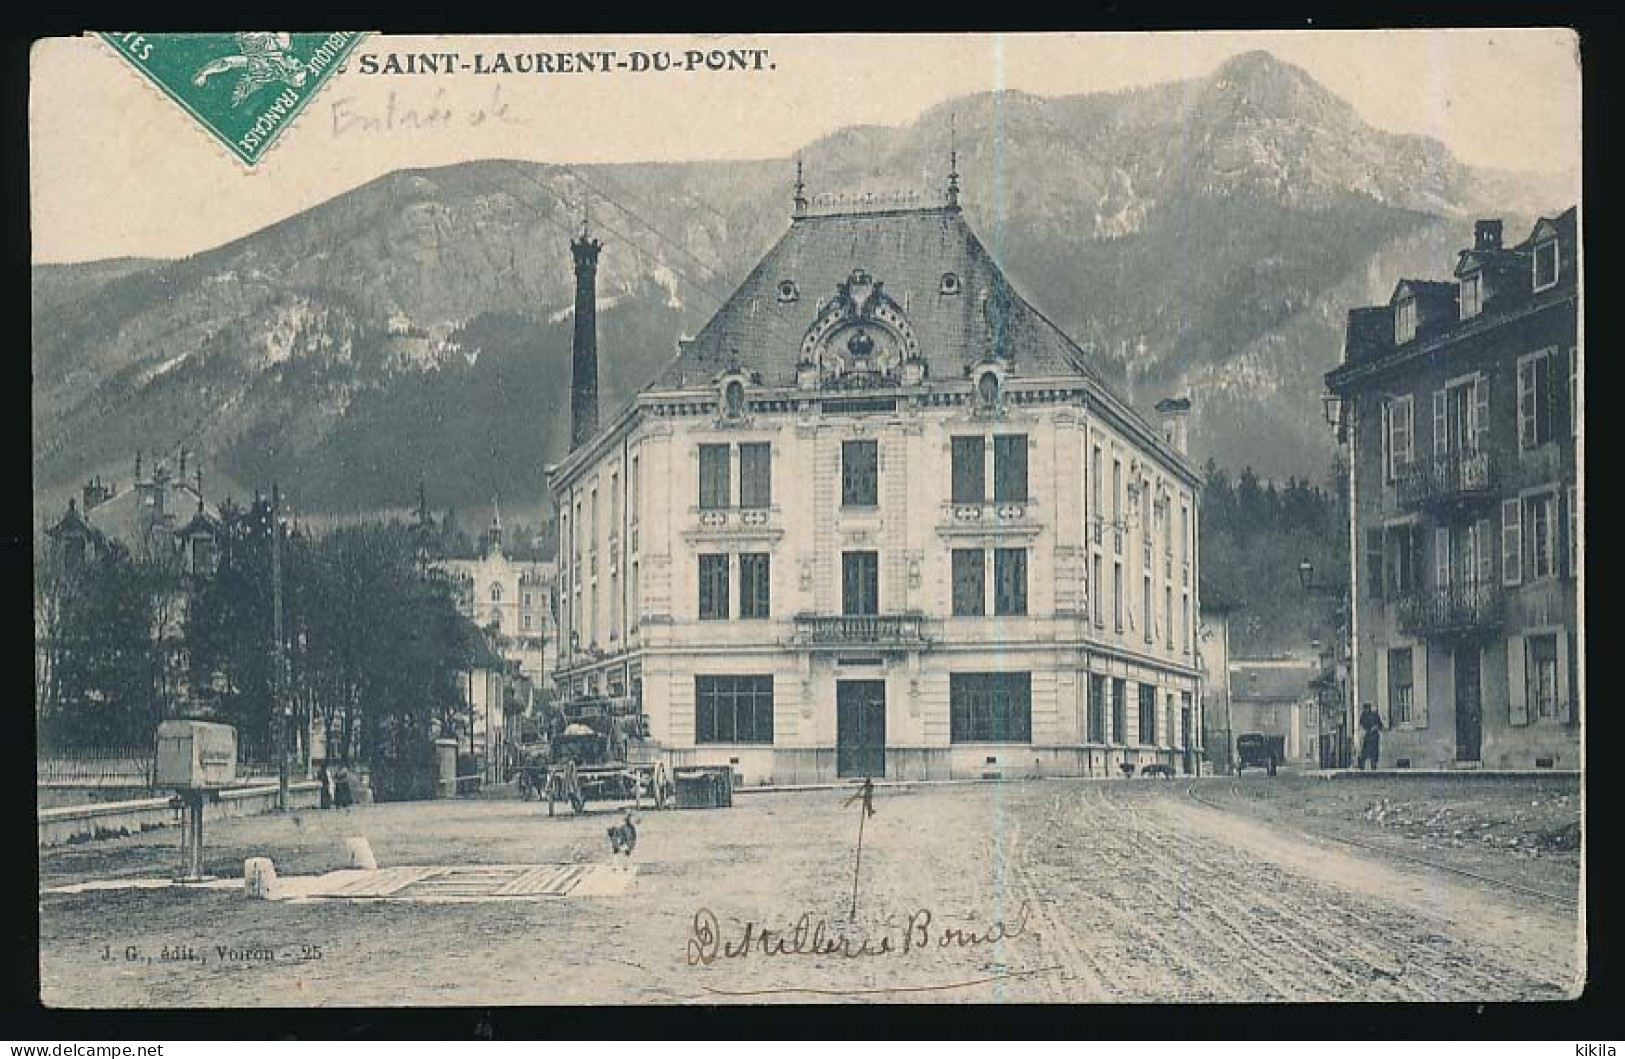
[
  {"x1": 546, "y1": 175, "x2": 1204, "y2": 785},
  {"x1": 1325, "y1": 209, "x2": 1580, "y2": 770},
  {"x1": 435, "y1": 509, "x2": 558, "y2": 692},
  {"x1": 1228, "y1": 657, "x2": 1320, "y2": 769}
]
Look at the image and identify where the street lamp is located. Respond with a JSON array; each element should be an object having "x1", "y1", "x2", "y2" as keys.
[{"x1": 1297, "y1": 558, "x2": 1315, "y2": 591}]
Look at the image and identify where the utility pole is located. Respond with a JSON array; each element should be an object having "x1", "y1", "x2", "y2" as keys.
[{"x1": 271, "y1": 483, "x2": 289, "y2": 811}]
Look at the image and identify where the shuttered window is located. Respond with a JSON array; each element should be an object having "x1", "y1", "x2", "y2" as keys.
[
  {"x1": 699, "y1": 554, "x2": 729, "y2": 620},
  {"x1": 841, "y1": 440, "x2": 878, "y2": 507},
  {"x1": 951, "y1": 549, "x2": 985, "y2": 617},
  {"x1": 738, "y1": 553, "x2": 770, "y2": 620},
  {"x1": 1526, "y1": 491, "x2": 1558, "y2": 582},
  {"x1": 1388, "y1": 647, "x2": 1414, "y2": 725},
  {"x1": 993, "y1": 435, "x2": 1029, "y2": 502},
  {"x1": 1518, "y1": 349, "x2": 1560, "y2": 451},
  {"x1": 951, "y1": 437, "x2": 985, "y2": 504},
  {"x1": 1385, "y1": 396, "x2": 1414, "y2": 480},
  {"x1": 994, "y1": 548, "x2": 1027, "y2": 616},
  {"x1": 841, "y1": 551, "x2": 879, "y2": 616},
  {"x1": 1502, "y1": 499, "x2": 1523, "y2": 585},
  {"x1": 699, "y1": 444, "x2": 730, "y2": 509},
  {"x1": 1091, "y1": 554, "x2": 1104, "y2": 627},
  {"x1": 739, "y1": 443, "x2": 772, "y2": 509},
  {"x1": 1527, "y1": 634, "x2": 1560, "y2": 721}
]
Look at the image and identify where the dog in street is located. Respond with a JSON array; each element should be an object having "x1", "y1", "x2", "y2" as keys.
[{"x1": 607, "y1": 809, "x2": 638, "y2": 868}]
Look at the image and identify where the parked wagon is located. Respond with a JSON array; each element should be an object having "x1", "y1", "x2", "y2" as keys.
[
  {"x1": 534, "y1": 697, "x2": 675, "y2": 816},
  {"x1": 1235, "y1": 732, "x2": 1286, "y2": 776}
]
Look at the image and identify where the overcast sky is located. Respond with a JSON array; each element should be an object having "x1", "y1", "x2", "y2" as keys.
[{"x1": 31, "y1": 30, "x2": 1581, "y2": 264}]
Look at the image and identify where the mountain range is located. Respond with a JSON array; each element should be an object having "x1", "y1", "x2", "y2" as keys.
[{"x1": 32, "y1": 49, "x2": 1574, "y2": 530}]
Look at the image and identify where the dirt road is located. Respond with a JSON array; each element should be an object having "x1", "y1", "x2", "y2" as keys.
[{"x1": 37, "y1": 779, "x2": 1582, "y2": 1006}]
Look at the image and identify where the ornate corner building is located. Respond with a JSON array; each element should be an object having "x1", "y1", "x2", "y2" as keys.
[
  {"x1": 546, "y1": 173, "x2": 1204, "y2": 784},
  {"x1": 1326, "y1": 209, "x2": 1580, "y2": 770}
]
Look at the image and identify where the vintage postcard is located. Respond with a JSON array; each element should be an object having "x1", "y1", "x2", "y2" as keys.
[{"x1": 31, "y1": 30, "x2": 1583, "y2": 1007}]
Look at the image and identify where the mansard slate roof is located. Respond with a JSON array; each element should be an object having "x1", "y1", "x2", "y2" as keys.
[
  {"x1": 1330, "y1": 205, "x2": 1578, "y2": 383},
  {"x1": 652, "y1": 205, "x2": 1105, "y2": 390}
]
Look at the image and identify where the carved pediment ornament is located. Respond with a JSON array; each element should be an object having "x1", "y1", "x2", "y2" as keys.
[{"x1": 799, "y1": 268, "x2": 923, "y2": 388}]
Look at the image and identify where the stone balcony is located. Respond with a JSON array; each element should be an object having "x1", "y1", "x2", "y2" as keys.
[{"x1": 790, "y1": 612, "x2": 932, "y2": 651}]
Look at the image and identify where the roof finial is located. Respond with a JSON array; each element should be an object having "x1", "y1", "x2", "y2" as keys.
[
  {"x1": 793, "y1": 157, "x2": 808, "y2": 220},
  {"x1": 579, "y1": 192, "x2": 591, "y2": 240},
  {"x1": 946, "y1": 113, "x2": 961, "y2": 211}
]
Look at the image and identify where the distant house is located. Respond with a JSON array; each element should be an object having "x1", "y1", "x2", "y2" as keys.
[
  {"x1": 1228, "y1": 657, "x2": 1321, "y2": 768},
  {"x1": 1325, "y1": 209, "x2": 1579, "y2": 770},
  {"x1": 44, "y1": 451, "x2": 221, "y2": 576},
  {"x1": 421, "y1": 500, "x2": 558, "y2": 696},
  {"x1": 37, "y1": 451, "x2": 225, "y2": 741}
]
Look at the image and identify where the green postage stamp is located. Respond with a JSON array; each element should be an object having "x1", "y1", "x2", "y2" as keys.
[{"x1": 96, "y1": 32, "x2": 366, "y2": 164}]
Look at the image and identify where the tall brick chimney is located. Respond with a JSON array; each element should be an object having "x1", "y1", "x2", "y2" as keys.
[{"x1": 570, "y1": 228, "x2": 602, "y2": 451}]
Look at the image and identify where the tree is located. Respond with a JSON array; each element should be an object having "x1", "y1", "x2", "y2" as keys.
[
  {"x1": 185, "y1": 497, "x2": 279, "y2": 762},
  {"x1": 39, "y1": 541, "x2": 175, "y2": 751},
  {"x1": 299, "y1": 522, "x2": 470, "y2": 800}
]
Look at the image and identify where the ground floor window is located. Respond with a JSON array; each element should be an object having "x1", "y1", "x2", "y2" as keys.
[
  {"x1": 1388, "y1": 647, "x2": 1413, "y2": 724},
  {"x1": 1138, "y1": 683, "x2": 1157, "y2": 744},
  {"x1": 695, "y1": 675, "x2": 774, "y2": 744},
  {"x1": 1111, "y1": 677, "x2": 1126, "y2": 742},
  {"x1": 1087, "y1": 673, "x2": 1107, "y2": 743},
  {"x1": 949, "y1": 672, "x2": 1032, "y2": 743},
  {"x1": 1527, "y1": 634, "x2": 1560, "y2": 720}
]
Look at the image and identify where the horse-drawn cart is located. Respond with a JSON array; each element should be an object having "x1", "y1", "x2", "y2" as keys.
[{"x1": 527, "y1": 696, "x2": 675, "y2": 816}]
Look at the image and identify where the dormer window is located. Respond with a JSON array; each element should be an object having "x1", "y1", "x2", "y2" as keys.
[
  {"x1": 939, "y1": 272, "x2": 962, "y2": 295},
  {"x1": 776, "y1": 279, "x2": 799, "y2": 303},
  {"x1": 1460, "y1": 272, "x2": 1483, "y2": 320},
  {"x1": 1395, "y1": 297, "x2": 1418, "y2": 345},
  {"x1": 1533, "y1": 238, "x2": 1559, "y2": 292}
]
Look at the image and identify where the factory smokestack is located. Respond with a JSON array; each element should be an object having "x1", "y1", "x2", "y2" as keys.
[{"x1": 570, "y1": 226, "x2": 602, "y2": 451}]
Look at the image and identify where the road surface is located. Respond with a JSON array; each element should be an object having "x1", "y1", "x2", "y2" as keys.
[{"x1": 37, "y1": 778, "x2": 1583, "y2": 1005}]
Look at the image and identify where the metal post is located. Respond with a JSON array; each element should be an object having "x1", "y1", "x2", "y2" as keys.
[{"x1": 271, "y1": 484, "x2": 288, "y2": 811}]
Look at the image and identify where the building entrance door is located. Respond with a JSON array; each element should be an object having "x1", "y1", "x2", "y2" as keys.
[
  {"x1": 837, "y1": 680, "x2": 886, "y2": 778},
  {"x1": 1454, "y1": 646, "x2": 1483, "y2": 762}
]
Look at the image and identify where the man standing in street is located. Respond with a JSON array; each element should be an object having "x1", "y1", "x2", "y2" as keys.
[{"x1": 1357, "y1": 703, "x2": 1383, "y2": 771}]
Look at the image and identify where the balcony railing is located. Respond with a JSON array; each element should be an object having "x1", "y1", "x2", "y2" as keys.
[
  {"x1": 1397, "y1": 581, "x2": 1504, "y2": 637},
  {"x1": 791, "y1": 612, "x2": 931, "y2": 650},
  {"x1": 1395, "y1": 450, "x2": 1497, "y2": 509}
]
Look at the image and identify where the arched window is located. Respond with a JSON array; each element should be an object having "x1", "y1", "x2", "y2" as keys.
[{"x1": 490, "y1": 582, "x2": 503, "y2": 602}]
